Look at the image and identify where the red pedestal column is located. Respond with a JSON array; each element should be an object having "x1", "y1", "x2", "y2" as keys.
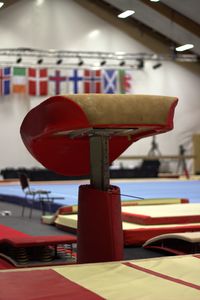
[{"x1": 77, "y1": 184, "x2": 124, "y2": 264}]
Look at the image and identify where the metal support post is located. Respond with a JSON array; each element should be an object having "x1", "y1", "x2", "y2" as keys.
[{"x1": 89, "y1": 135, "x2": 110, "y2": 191}]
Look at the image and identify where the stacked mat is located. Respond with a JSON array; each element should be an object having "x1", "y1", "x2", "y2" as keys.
[
  {"x1": 41, "y1": 198, "x2": 200, "y2": 246},
  {"x1": 121, "y1": 203, "x2": 200, "y2": 245}
]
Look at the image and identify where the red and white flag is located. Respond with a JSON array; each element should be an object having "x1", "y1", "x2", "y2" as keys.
[
  {"x1": 28, "y1": 68, "x2": 48, "y2": 96},
  {"x1": 83, "y1": 69, "x2": 102, "y2": 93}
]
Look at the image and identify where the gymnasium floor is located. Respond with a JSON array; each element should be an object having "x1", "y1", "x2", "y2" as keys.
[
  {"x1": 1, "y1": 177, "x2": 200, "y2": 300},
  {"x1": 0, "y1": 177, "x2": 200, "y2": 207}
]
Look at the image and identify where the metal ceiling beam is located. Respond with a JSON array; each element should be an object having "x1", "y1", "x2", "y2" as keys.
[
  {"x1": 140, "y1": 0, "x2": 200, "y2": 38},
  {"x1": 74, "y1": 0, "x2": 200, "y2": 75},
  {"x1": 74, "y1": 0, "x2": 175, "y2": 54},
  {"x1": 0, "y1": 0, "x2": 21, "y2": 10}
]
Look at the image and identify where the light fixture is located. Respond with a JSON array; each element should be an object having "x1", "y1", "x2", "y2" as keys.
[
  {"x1": 118, "y1": 10, "x2": 135, "y2": 19},
  {"x1": 37, "y1": 58, "x2": 43, "y2": 64},
  {"x1": 78, "y1": 59, "x2": 84, "y2": 66},
  {"x1": 56, "y1": 58, "x2": 62, "y2": 64},
  {"x1": 150, "y1": 0, "x2": 160, "y2": 2},
  {"x1": 36, "y1": 0, "x2": 44, "y2": 6},
  {"x1": 137, "y1": 59, "x2": 144, "y2": 69},
  {"x1": 119, "y1": 61, "x2": 126, "y2": 66},
  {"x1": 175, "y1": 44, "x2": 194, "y2": 52},
  {"x1": 0, "y1": 2, "x2": 4, "y2": 9},
  {"x1": 100, "y1": 60, "x2": 106, "y2": 66},
  {"x1": 152, "y1": 62, "x2": 162, "y2": 69},
  {"x1": 16, "y1": 57, "x2": 22, "y2": 64}
]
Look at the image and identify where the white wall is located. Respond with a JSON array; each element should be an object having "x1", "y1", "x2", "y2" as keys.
[{"x1": 0, "y1": 0, "x2": 200, "y2": 173}]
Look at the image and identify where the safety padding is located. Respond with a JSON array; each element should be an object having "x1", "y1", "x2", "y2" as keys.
[
  {"x1": 120, "y1": 198, "x2": 189, "y2": 206},
  {"x1": 55, "y1": 198, "x2": 189, "y2": 215},
  {"x1": 122, "y1": 203, "x2": 200, "y2": 225},
  {"x1": 143, "y1": 232, "x2": 200, "y2": 255},
  {"x1": 77, "y1": 185, "x2": 123, "y2": 263},
  {"x1": 20, "y1": 94, "x2": 178, "y2": 176}
]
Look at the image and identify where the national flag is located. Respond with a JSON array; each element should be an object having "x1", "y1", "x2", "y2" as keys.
[
  {"x1": 0, "y1": 67, "x2": 11, "y2": 96},
  {"x1": 48, "y1": 70, "x2": 67, "y2": 95},
  {"x1": 119, "y1": 70, "x2": 132, "y2": 94},
  {"x1": 12, "y1": 67, "x2": 27, "y2": 93},
  {"x1": 68, "y1": 69, "x2": 84, "y2": 94},
  {"x1": 103, "y1": 69, "x2": 118, "y2": 94},
  {"x1": 28, "y1": 68, "x2": 48, "y2": 96},
  {"x1": 83, "y1": 69, "x2": 102, "y2": 93}
]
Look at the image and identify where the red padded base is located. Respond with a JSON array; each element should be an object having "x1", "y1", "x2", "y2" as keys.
[{"x1": 77, "y1": 185, "x2": 123, "y2": 263}]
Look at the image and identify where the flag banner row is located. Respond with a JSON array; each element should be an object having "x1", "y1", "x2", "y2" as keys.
[{"x1": 0, "y1": 66, "x2": 132, "y2": 96}]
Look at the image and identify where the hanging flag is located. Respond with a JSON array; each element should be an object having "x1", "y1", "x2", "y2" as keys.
[
  {"x1": 48, "y1": 70, "x2": 67, "y2": 95},
  {"x1": 103, "y1": 69, "x2": 118, "y2": 94},
  {"x1": 119, "y1": 70, "x2": 132, "y2": 94},
  {"x1": 0, "y1": 67, "x2": 11, "y2": 96},
  {"x1": 12, "y1": 67, "x2": 27, "y2": 93},
  {"x1": 68, "y1": 69, "x2": 84, "y2": 94},
  {"x1": 28, "y1": 68, "x2": 48, "y2": 96},
  {"x1": 83, "y1": 69, "x2": 102, "y2": 93}
]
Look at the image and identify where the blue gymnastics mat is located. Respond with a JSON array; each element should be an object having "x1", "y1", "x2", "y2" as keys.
[{"x1": 0, "y1": 179, "x2": 200, "y2": 207}]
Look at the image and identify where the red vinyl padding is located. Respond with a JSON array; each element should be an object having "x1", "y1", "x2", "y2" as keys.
[
  {"x1": 0, "y1": 269, "x2": 104, "y2": 300},
  {"x1": 123, "y1": 224, "x2": 200, "y2": 246},
  {"x1": 77, "y1": 184, "x2": 123, "y2": 263},
  {"x1": 20, "y1": 96, "x2": 135, "y2": 176},
  {"x1": 20, "y1": 95, "x2": 178, "y2": 176},
  {"x1": 122, "y1": 212, "x2": 200, "y2": 225}
]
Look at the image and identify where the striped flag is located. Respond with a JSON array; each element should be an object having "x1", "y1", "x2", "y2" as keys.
[
  {"x1": 103, "y1": 69, "x2": 118, "y2": 94},
  {"x1": 0, "y1": 67, "x2": 11, "y2": 96},
  {"x1": 28, "y1": 68, "x2": 48, "y2": 96},
  {"x1": 12, "y1": 67, "x2": 27, "y2": 93},
  {"x1": 83, "y1": 69, "x2": 102, "y2": 93}
]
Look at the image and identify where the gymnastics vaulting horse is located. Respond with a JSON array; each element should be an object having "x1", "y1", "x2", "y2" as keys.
[{"x1": 20, "y1": 94, "x2": 178, "y2": 263}]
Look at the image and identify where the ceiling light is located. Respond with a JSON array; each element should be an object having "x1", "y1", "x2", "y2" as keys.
[
  {"x1": 100, "y1": 60, "x2": 106, "y2": 66},
  {"x1": 36, "y1": 0, "x2": 44, "y2": 6},
  {"x1": 152, "y1": 63, "x2": 162, "y2": 69},
  {"x1": 56, "y1": 58, "x2": 62, "y2": 64},
  {"x1": 175, "y1": 44, "x2": 194, "y2": 52},
  {"x1": 137, "y1": 59, "x2": 144, "y2": 69},
  {"x1": 150, "y1": 0, "x2": 160, "y2": 2},
  {"x1": 115, "y1": 51, "x2": 125, "y2": 55},
  {"x1": 0, "y1": 2, "x2": 4, "y2": 9},
  {"x1": 119, "y1": 61, "x2": 125, "y2": 66},
  {"x1": 88, "y1": 30, "x2": 100, "y2": 38},
  {"x1": 16, "y1": 57, "x2": 22, "y2": 64},
  {"x1": 118, "y1": 10, "x2": 135, "y2": 19},
  {"x1": 37, "y1": 58, "x2": 43, "y2": 64},
  {"x1": 78, "y1": 59, "x2": 84, "y2": 66}
]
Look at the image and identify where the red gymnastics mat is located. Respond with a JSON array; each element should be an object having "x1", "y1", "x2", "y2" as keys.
[
  {"x1": 0, "y1": 224, "x2": 77, "y2": 269},
  {"x1": 0, "y1": 224, "x2": 29, "y2": 238},
  {"x1": 121, "y1": 203, "x2": 200, "y2": 225},
  {"x1": 0, "y1": 255, "x2": 200, "y2": 300},
  {"x1": 53, "y1": 213, "x2": 200, "y2": 246}
]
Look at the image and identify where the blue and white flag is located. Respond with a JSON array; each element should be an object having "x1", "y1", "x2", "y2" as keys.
[
  {"x1": 67, "y1": 69, "x2": 84, "y2": 94},
  {"x1": 103, "y1": 69, "x2": 118, "y2": 94},
  {"x1": 0, "y1": 67, "x2": 11, "y2": 96}
]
